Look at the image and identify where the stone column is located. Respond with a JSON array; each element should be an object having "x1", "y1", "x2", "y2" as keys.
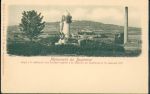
[{"x1": 124, "y1": 6, "x2": 128, "y2": 44}]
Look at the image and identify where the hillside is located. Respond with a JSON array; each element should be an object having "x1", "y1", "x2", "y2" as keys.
[{"x1": 7, "y1": 20, "x2": 141, "y2": 35}]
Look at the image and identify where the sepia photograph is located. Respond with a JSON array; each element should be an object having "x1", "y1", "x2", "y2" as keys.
[{"x1": 7, "y1": 5, "x2": 141, "y2": 56}]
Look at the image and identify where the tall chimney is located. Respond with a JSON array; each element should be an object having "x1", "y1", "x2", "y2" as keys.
[{"x1": 124, "y1": 6, "x2": 128, "y2": 44}]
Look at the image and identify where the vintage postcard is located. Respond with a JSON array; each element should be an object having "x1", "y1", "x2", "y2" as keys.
[{"x1": 1, "y1": 0, "x2": 149, "y2": 93}]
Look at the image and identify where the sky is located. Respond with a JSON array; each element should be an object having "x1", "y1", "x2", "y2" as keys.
[{"x1": 8, "y1": 5, "x2": 141, "y2": 27}]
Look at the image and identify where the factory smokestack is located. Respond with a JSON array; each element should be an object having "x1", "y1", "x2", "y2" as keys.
[{"x1": 124, "y1": 6, "x2": 128, "y2": 44}]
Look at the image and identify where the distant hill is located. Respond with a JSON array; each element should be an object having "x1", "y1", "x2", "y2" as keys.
[{"x1": 7, "y1": 20, "x2": 141, "y2": 35}]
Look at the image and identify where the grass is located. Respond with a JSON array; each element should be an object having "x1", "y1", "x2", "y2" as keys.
[{"x1": 7, "y1": 41, "x2": 141, "y2": 56}]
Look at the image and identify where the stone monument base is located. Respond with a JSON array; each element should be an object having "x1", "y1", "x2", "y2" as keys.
[
  {"x1": 55, "y1": 39, "x2": 66, "y2": 45},
  {"x1": 55, "y1": 38, "x2": 79, "y2": 46}
]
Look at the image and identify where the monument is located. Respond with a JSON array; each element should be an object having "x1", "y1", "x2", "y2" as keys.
[
  {"x1": 115, "y1": 6, "x2": 129, "y2": 45},
  {"x1": 124, "y1": 6, "x2": 128, "y2": 44},
  {"x1": 55, "y1": 11, "x2": 72, "y2": 45}
]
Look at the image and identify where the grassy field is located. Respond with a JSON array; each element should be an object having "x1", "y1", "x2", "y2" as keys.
[{"x1": 7, "y1": 38, "x2": 141, "y2": 56}]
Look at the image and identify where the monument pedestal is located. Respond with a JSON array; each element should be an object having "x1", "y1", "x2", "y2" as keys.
[
  {"x1": 55, "y1": 38, "x2": 69, "y2": 45},
  {"x1": 55, "y1": 38, "x2": 79, "y2": 46}
]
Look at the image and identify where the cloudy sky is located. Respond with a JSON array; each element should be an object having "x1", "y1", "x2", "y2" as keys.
[{"x1": 8, "y1": 5, "x2": 141, "y2": 27}]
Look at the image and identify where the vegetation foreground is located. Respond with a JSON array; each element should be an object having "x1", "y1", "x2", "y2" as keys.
[{"x1": 7, "y1": 41, "x2": 141, "y2": 57}]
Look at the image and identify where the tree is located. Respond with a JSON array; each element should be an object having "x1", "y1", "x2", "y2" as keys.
[{"x1": 19, "y1": 10, "x2": 45, "y2": 42}]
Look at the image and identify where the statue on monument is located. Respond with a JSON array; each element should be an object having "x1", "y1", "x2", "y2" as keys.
[{"x1": 56, "y1": 11, "x2": 72, "y2": 45}]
